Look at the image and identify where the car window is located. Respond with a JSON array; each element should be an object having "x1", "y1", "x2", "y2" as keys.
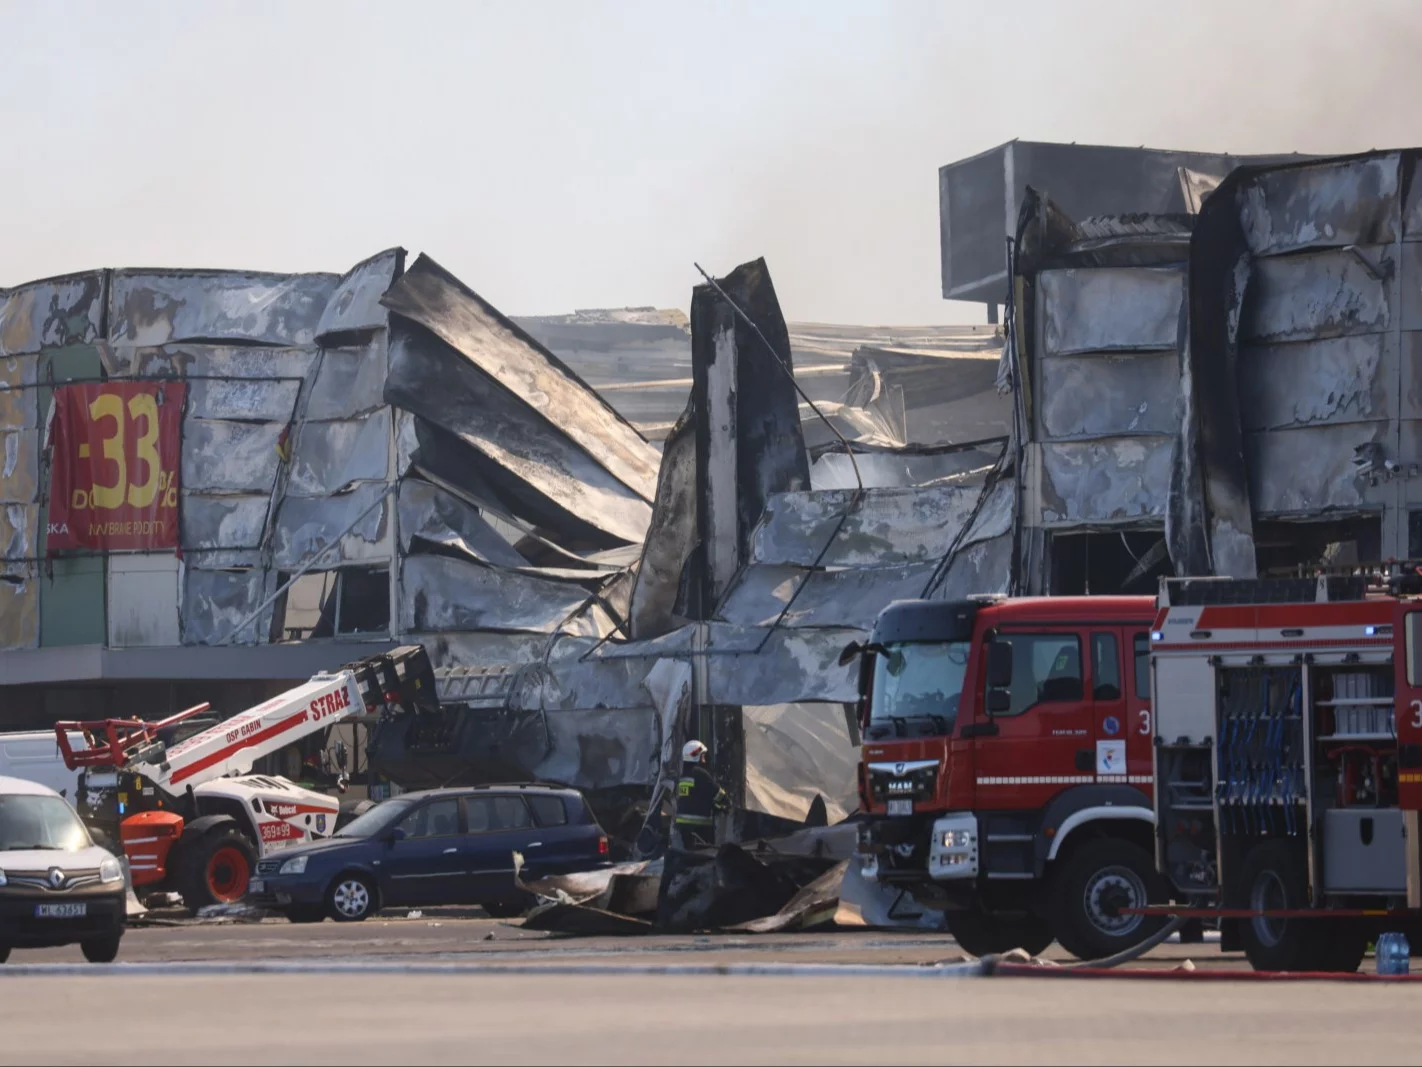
[
  {"x1": 1133, "y1": 633, "x2": 1150, "y2": 700},
  {"x1": 528, "y1": 794, "x2": 568, "y2": 828},
  {"x1": 463, "y1": 795, "x2": 534, "y2": 833},
  {"x1": 491, "y1": 796, "x2": 533, "y2": 830},
  {"x1": 1092, "y1": 633, "x2": 1121, "y2": 701},
  {"x1": 988, "y1": 632, "x2": 1082, "y2": 716},
  {"x1": 395, "y1": 798, "x2": 461, "y2": 839}
]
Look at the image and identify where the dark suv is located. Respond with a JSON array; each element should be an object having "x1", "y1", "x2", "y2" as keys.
[
  {"x1": 248, "y1": 783, "x2": 610, "y2": 922},
  {"x1": 0, "y1": 776, "x2": 127, "y2": 963}
]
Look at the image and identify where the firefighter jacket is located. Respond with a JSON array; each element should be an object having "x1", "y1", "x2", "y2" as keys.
[{"x1": 674, "y1": 763, "x2": 728, "y2": 826}]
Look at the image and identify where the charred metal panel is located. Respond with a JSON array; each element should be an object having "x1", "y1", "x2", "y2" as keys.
[
  {"x1": 1238, "y1": 335, "x2": 1387, "y2": 431},
  {"x1": 628, "y1": 408, "x2": 696, "y2": 639},
  {"x1": 305, "y1": 341, "x2": 389, "y2": 420},
  {"x1": 272, "y1": 485, "x2": 391, "y2": 568},
  {"x1": 1038, "y1": 352, "x2": 1178, "y2": 439},
  {"x1": 1040, "y1": 437, "x2": 1174, "y2": 524},
  {"x1": 183, "y1": 376, "x2": 301, "y2": 422},
  {"x1": 397, "y1": 478, "x2": 528, "y2": 567},
  {"x1": 716, "y1": 561, "x2": 938, "y2": 630},
  {"x1": 533, "y1": 708, "x2": 658, "y2": 791},
  {"x1": 0, "y1": 574, "x2": 39, "y2": 650},
  {"x1": 1241, "y1": 247, "x2": 1391, "y2": 343},
  {"x1": 108, "y1": 269, "x2": 339, "y2": 347},
  {"x1": 400, "y1": 554, "x2": 607, "y2": 636},
  {"x1": 1246, "y1": 424, "x2": 1382, "y2": 515},
  {"x1": 750, "y1": 486, "x2": 978, "y2": 568},
  {"x1": 180, "y1": 494, "x2": 269, "y2": 555},
  {"x1": 125, "y1": 344, "x2": 318, "y2": 382},
  {"x1": 1039, "y1": 268, "x2": 1183, "y2": 355},
  {"x1": 931, "y1": 532, "x2": 1014, "y2": 602},
  {"x1": 1239, "y1": 156, "x2": 1400, "y2": 256},
  {"x1": 182, "y1": 419, "x2": 284, "y2": 493},
  {"x1": 381, "y1": 255, "x2": 659, "y2": 501},
  {"x1": 0, "y1": 355, "x2": 38, "y2": 429},
  {"x1": 287, "y1": 410, "x2": 392, "y2": 496},
  {"x1": 0, "y1": 271, "x2": 105, "y2": 356},
  {"x1": 385, "y1": 317, "x2": 651, "y2": 546},
  {"x1": 690, "y1": 259, "x2": 810, "y2": 608},
  {"x1": 316, "y1": 248, "x2": 404, "y2": 340},
  {"x1": 1, "y1": 503, "x2": 37, "y2": 564},
  {"x1": 809, "y1": 443, "x2": 1002, "y2": 490},
  {"x1": 1400, "y1": 243, "x2": 1422, "y2": 332},
  {"x1": 407, "y1": 630, "x2": 553, "y2": 668},
  {"x1": 181, "y1": 567, "x2": 275, "y2": 646},
  {"x1": 959, "y1": 478, "x2": 1016, "y2": 547},
  {"x1": 0, "y1": 431, "x2": 38, "y2": 503}
]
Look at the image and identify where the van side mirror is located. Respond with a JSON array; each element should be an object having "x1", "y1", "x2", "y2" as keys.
[
  {"x1": 987, "y1": 641, "x2": 1013, "y2": 689},
  {"x1": 388, "y1": 827, "x2": 407, "y2": 845}
]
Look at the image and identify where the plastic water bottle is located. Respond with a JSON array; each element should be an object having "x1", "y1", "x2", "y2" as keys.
[{"x1": 1376, "y1": 931, "x2": 1410, "y2": 976}]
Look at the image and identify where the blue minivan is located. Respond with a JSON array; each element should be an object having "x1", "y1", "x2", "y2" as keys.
[{"x1": 248, "y1": 784, "x2": 610, "y2": 921}]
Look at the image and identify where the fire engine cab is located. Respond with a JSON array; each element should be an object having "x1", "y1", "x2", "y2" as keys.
[
  {"x1": 1150, "y1": 571, "x2": 1422, "y2": 972},
  {"x1": 845, "y1": 593, "x2": 1165, "y2": 961}
]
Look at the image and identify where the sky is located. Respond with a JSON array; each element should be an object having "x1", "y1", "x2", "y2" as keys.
[{"x1": 1, "y1": 0, "x2": 1420, "y2": 325}]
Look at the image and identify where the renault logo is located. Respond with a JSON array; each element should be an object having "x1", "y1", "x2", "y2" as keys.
[{"x1": 47, "y1": 868, "x2": 66, "y2": 889}]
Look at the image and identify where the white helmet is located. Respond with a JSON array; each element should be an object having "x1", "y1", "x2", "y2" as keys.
[{"x1": 682, "y1": 740, "x2": 708, "y2": 762}]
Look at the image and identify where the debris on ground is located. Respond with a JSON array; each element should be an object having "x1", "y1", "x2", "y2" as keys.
[{"x1": 193, "y1": 902, "x2": 269, "y2": 923}]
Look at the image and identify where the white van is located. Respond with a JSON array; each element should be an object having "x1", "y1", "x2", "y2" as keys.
[{"x1": 0, "y1": 731, "x2": 84, "y2": 803}]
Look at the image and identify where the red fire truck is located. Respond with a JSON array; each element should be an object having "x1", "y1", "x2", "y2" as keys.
[
  {"x1": 1149, "y1": 572, "x2": 1422, "y2": 972},
  {"x1": 844, "y1": 594, "x2": 1166, "y2": 961}
]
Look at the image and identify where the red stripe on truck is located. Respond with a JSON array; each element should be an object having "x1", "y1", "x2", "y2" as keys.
[{"x1": 169, "y1": 709, "x2": 310, "y2": 785}]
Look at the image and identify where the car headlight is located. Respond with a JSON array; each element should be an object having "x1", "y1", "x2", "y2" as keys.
[
  {"x1": 0, "y1": 868, "x2": 7, "y2": 887},
  {"x1": 942, "y1": 829, "x2": 975, "y2": 848},
  {"x1": 99, "y1": 857, "x2": 123, "y2": 884},
  {"x1": 279, "y1": 855, "x2": 308, "y2": 876}
]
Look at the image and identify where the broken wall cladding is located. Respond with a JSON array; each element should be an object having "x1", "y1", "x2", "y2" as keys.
[
  {"x1": 1, "y1": 505, "x2": 38, "y2": 572},
  {"x1": 716, "y1": 561, "x2": 939, "y2": 630},
  {"x1": 385, "y1": 317, "x2": 652, "y2": 547},
  {"x1": 1040, "y1": 437, "x2": 1174, "y2": 523},
  {"x1": 595, "y1": 623, "x2": 861, "y2": 705},
  {"x1": 399, "y1": 553, "x2": 614, "y2": 637},
  {"x1": 271, "y1": 483, "x2": 392, "y2": 569},
  {"x1": 180, "y1": 494, "x2": 270, "y2": 558},
  {"x1": 380, "y1": 255, "x2": 661, "y2": 503},
  {"x1": 0, "y1": 575, "x2": 38, "y2": 649},
  {"x1": 807, "y1": 442, "x2": 1003, "y2": 490},
  {"x1": 749, "y1": 485, "x2": 982, "y2": 568},
  {"x1": 1038, "y1": 267, "x2": 1183, "y2": 355},
  {"x1": 0, "y1": 271, "x2": 105, "y2": 356},
  {"x1": 1238, "y1": 334, "x2": 1390, "y2": 431},
  {"x1": 1037, "y1": 352, "x2": 1179, "y2": 440},
  {"x1": 929, "y1": 532, "x2": 1014, "y2": 602},
  {"x1": 181, "y1": 567, "x2": 276, "y2": 646},
  {"x1": 285, "y1": 408, "x2": 392, "y2": 497},
  {"x1": 315, "y1": 248, "x2": 405, "y2": 341},
  {"x1": 181, "y1": 418, "x2": 287, "y2": 493},
  {"x1": 107, "y1": 268, "x2": 341, "y2": 348},
  {"x1": 1245, "y1": 422, "x2": 1385, "y2": 515},
  {"x1": 1238, "y1": 154, "x2": 1402, "y2": 257},
  {"x1": 628, "y1": 409, "x2": 697, "y2": 640},
  {"x1": 397, "y1": 477, "x2": 529, "y2": 568}
]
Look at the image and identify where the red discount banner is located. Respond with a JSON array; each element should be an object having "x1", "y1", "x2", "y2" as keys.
[{"x1": 47, "y1": 381, "x2": 186, "y2": 553}]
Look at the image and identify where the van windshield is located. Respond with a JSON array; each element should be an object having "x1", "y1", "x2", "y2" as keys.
[
  {"x1": 870, "y1": 641, "x2": 970, "y2": 733},
  {"x1": 0, "y1": 794, "x2": 91, "y2": 852}
]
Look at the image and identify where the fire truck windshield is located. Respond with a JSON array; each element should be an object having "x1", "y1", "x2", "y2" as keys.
[{"x1": 870, "y1": 641, "x2": 969, "y2": 733}]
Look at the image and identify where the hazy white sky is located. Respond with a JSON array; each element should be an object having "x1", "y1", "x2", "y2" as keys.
[{"x1": 2, "y1": 0, "x2": 1419, "y2": 324}]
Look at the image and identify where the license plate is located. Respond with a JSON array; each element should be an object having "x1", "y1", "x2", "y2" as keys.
[
  {"x1": 248, "y1": 879, "x2": 265, "y2": 894},
  {"x1": 36, "y1": 902, "x2": 86, "y2": 918},
  {"x1": 886, "y1": 799, "x2": 913, "y2": 816}
]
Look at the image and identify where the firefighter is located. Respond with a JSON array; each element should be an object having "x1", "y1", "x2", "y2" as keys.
[{"x1": 673, "y1": 740, "x2": 728, "y2": 849}]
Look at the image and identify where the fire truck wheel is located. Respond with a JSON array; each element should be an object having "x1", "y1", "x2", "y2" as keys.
[
  {"x1": 945, "y1": 911, "x2": 1054, "y2": 957},
  {"x1": 326, "y1": 873, "x2": 377, "y2": 922},
  {"x1": 1049, "y1": 838, "x2": 1166, "y2": 962},
  {"x1": 1238, "y1": 840, "x2": 1348, "y2": 972},
  {"x1": 81, "y1": 935, "x2": 122, "y2": 963},
  {"x1": 177, "y1": 828, "x2": 259, "y2": 914}
]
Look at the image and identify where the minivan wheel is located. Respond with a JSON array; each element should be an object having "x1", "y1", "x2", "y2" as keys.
[
  {"x1": 81, "y1": 935, "x2": 122, "y2": 964},
  {"x1": 0, "y1": 944, "x2": 9, "y2": 964},
  {"x1": 327, "y1": 873, "x2": 377, "y2": 922}
]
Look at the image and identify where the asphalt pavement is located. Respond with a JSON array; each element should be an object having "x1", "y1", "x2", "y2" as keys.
[{"x1": 1, "y1": 912, "x2": 1413, "y2": 1065}]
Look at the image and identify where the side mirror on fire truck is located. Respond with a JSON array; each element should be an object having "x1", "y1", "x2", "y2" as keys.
[
  {"x1": 838, "y1": 641, "x2": 862, "y2": 667},
  {"x1": 986, "y1": 640, "x2": 1013, "y2": 690}
]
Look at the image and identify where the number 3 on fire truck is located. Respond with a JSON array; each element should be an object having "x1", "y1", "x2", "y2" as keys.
[
  {"x1": 1138, "y1": 709, "x2": 1151, "y2": 735},
  {"x1": 1411, "y1": 700, "x2": 1422, "y2": 730}
]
